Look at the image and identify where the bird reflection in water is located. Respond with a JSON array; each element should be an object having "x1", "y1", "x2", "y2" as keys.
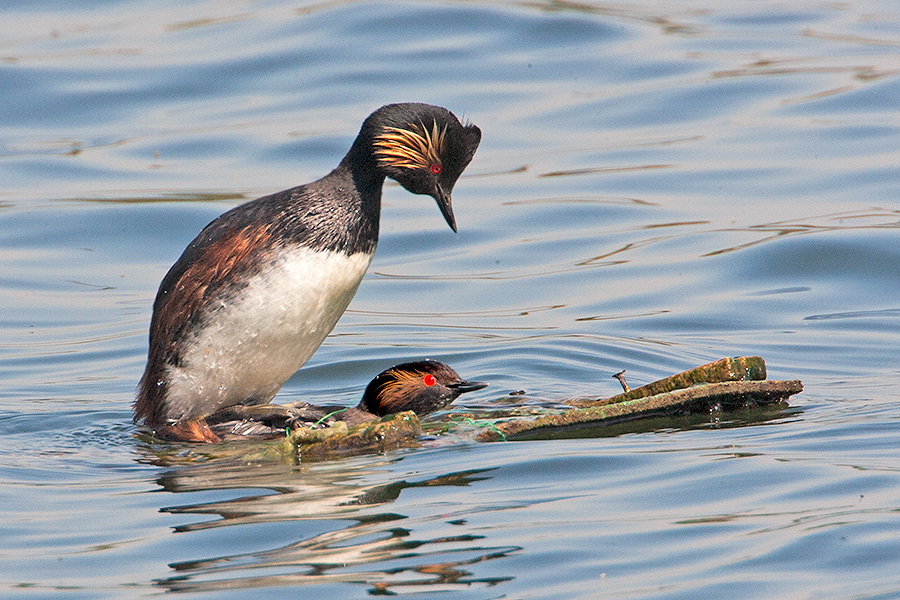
[{"x1": 148, "y1": 456, "x2": 517, "y2": 594}]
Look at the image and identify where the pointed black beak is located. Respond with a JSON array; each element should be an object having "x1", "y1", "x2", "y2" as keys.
[
  {"x1": 448, "y1": 380, "x2": 488, "y2": 395},
  {"x1": 434, "y1": 183, "x2": 457, "y2": 233}
]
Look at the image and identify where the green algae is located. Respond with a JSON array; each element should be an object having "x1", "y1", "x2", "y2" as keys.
[
  {"x1": 280, "y1": 411, "x2": 422, "y2": 463},
  {"x1": 568, "y1": 356, "x2": 768, "y2": 408}
]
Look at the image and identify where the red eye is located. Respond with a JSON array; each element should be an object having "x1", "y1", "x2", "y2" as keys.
[
  {"x1": 423, "y1": 374, "x2": 436, "y2": 386},
  {"x1": 430, "y1": 164, "x2": 442, "y2": 175}
]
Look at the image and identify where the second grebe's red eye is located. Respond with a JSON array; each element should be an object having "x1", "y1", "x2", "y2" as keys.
[
  {"x1": 423, "y1": 374, "x2": 436, "y2": 386},
  {"x1": 430, "y1": 164, "x2": 442, "y2": 175}
]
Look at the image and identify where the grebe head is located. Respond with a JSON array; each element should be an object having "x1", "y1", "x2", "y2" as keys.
[
  {"x1": 366, "y1": 103, "x2": 481, "y2": 232},
  {"x1": 358, "y1": 360, "x2": 488, "y2": 417}
]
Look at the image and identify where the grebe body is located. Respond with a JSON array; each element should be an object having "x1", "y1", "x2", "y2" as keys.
[{"x1": 135, "y1": 103, "x2": 481, "y2": 439}]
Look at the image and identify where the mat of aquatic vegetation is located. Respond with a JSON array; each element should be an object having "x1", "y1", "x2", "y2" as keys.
[{"x1": 274, "y1": 356, "x2": 802, "y2": 461}]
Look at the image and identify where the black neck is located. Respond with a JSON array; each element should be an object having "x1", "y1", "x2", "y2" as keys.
[{"x1": 267, "y1": 140, "x2": 383, "y2": 256}]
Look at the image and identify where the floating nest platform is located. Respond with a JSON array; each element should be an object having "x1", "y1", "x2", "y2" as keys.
[
  {"x1": 477, "y1": 356, "x2": 802, "y2": 442},
  {"x1": 279, "y1": 411, "x2": 424, "y2": 462},
  {"x1": 280, "y1": 356, "x2": 802, "y2": 461}
]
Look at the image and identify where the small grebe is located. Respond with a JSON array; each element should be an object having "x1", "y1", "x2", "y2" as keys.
[{"x1": 204, "y1": 360, "x2": 488, "y2": 440}]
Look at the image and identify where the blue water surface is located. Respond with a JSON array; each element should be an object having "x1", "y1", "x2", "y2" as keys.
[{"x1": 2, "y1": 0, "x2": 900, "y2": 598}]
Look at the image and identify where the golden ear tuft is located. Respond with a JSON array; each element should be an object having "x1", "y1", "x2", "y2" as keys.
[
  {"x1": 378, "y1": 368, "x2": 430, "y2": 410},
  {"x1": 374, "y1": 120, "x2": 447, "y2": 170}
]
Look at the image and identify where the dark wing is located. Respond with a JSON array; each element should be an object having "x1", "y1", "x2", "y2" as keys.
[{"x1": 134, "y1": 209, "x2": 275, "y2": 425}]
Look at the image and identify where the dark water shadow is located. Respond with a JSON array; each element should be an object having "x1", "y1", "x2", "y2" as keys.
[{"x1": 501, "y1": 401, "x2": 802, "y2": 441}]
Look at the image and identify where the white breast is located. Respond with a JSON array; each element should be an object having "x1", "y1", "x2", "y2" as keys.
[{"x1": 164, "y1": 246, "x2": 374, "y2": 420}]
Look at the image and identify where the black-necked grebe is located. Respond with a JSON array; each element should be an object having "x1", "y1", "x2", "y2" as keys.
[
  {"x1": 134, "y1": 104, "x2": 481, "y2": 441},
  {"x1": 204, "y1": 360, "x2": 488, "y2": 440}
]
